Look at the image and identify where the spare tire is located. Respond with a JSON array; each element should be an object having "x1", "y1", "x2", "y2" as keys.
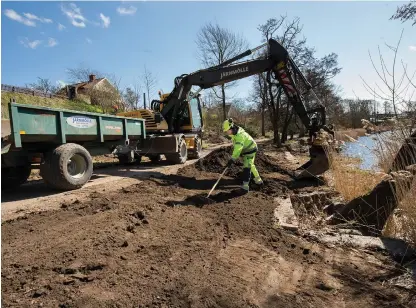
[{"x1": 40, "y1": 143, "x2": 93, "y2": 190}]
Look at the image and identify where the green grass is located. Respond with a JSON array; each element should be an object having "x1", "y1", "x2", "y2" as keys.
[{"x1": 1, "y1": 92, "x2": 104, "y2": 119}]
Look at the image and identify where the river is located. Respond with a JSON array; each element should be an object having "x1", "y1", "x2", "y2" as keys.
[{"x1": 341, "y1": 133, "x2": 388, "y2": 171}]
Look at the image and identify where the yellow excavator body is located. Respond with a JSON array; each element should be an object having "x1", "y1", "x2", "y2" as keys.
[{"x1": 115, "y1": 91, "x2": 202, "y2": 163}]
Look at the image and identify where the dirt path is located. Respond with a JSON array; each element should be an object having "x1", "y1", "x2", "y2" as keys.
[{"x1": 2, "y1": 143, "x2": 415, "y2": 307}]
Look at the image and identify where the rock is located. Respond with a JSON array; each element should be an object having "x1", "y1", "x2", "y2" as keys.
[
  {"x1": 284, "y1": 151, "x2": 299, "y2": 164},
  {"x1": 32, "y1": 288, "x2": 47, "y2": 298},
  {"x1": 305, "y1": 230, "x2": 416, "y2": 263},
  {"x1": 273, "y1": 197, "x2": 299, "y2": 231},
  {"x1": 316, "y1": 282, "x2": 333, "y2": 291},
  {"x1": 327, "y1": 175, "x2": 414, "y2": 236}
]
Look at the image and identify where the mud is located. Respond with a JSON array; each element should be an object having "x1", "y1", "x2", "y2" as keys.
[{"x1": 2, "y1": 147, "x2": 415, "y2": 307}]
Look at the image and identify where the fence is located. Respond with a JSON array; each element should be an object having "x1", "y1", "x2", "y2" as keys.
[{"x1": 1, "y1": 84, "x2": 68, "y2": 100}]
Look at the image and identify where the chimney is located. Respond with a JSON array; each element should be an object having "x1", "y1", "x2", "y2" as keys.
[{"x1": 89, "y1": 74, "x2": 96, "y2": 82}]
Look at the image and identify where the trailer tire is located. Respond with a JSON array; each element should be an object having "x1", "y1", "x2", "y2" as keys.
[
  {"x1": 1, "y1": 164, "x2": 31, "y2": 191},
  {"x1": 40, "y1": 143, "x2": 93, "y2": 191},
  {"x1": 165, "y1": 137, "x2": 188, "y2": 164}
]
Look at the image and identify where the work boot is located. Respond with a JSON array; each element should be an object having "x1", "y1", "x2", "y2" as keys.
[
  {"x1": 241, "y1": 181, "x2": 250, "y2": 192},
  {"x1": 254, "y1": 176, "x2": 263, "y2": 185}
]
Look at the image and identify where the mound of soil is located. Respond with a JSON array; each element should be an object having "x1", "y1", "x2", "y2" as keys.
[
  {"x1": 203, "y1": 131, "x2": 229, "y2": 144},
  {"x1": 179, "y1": 146, "x2": 290, "y2": 179}
]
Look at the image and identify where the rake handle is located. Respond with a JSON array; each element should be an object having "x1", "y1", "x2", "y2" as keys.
[{"x1": 207, "y1": 167, "x2": 228, "y2": 198}]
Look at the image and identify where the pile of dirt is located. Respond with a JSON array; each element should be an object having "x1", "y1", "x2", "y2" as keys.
[
  {"x1": 203, "y1": 131, "x2": 229, "y2": 144},
  {"x1": 179, "y1": 145, "x2": 291, "y2": 179}
]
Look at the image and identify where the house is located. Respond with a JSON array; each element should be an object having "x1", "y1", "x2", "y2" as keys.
[{"x1": 57, "y1": 74, "x2": 121, "y2": 105}]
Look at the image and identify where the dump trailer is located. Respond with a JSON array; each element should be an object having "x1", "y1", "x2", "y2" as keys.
[{"x1": 1, "y1": 101, "x2": 146, "y2": 191}]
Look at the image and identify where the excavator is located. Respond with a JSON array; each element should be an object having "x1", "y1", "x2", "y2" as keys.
[{"x1": 115, "y1": 38, "x2": 336, "y2": 179}]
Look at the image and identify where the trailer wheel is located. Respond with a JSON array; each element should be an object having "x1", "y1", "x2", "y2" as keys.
[
  {"x1": 40, "y1": 143, "x2": 93, "y2": 191},
  {"x1": 165, "y1": 137, "x2": 188, "y2": 164},
  {"x1": 1, "y1": 164, "x2": 31, "y2": 191},
  {"x1": 188, "y1": 137, "x2": 202, "y2": 159}
]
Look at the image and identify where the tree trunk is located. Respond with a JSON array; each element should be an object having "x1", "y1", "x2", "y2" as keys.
[
  {"x1": 261, "y1": 103, "x2": 266, "y2": 136},
  {"x1": 221, "y1": 85, "x2": 226, "y2": 121},
  {"x1": 273, "y1": 118, "x2": 280, "y2": 145},
  {"x1": 281, "y1": 107, "x2": 293, "y2": 144}
]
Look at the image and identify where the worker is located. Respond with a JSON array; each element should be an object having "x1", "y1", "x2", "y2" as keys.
[{"x1": 223, "y1": 118, "x2": 263, "y2": 192}]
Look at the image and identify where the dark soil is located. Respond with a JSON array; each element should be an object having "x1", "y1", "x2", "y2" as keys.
[
  {"x1": 2, "y1": 147, "x2": 414, "y2": 307},
  {"x1": 180, "y1": 145, "x2": 292, "y2": 180}
]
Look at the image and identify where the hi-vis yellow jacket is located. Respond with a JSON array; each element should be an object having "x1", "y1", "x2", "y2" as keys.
[{"x1": 230, "y1": 127, "x2": 258, "y2": 160}]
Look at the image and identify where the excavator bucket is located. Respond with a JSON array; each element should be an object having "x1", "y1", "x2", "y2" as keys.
[{"x1": 293, "y1": 147, "x2": 330, "y2": 180}]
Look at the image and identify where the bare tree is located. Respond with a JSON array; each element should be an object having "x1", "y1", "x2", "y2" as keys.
[
  {"x1": 390, "y1": 1, "x2": 416, "y2": 26},
  {"x1": 28, "y1": 77, "x2": 58, "y2": 95},
  {"x1": 256, "y1": 16, "x2": 341, "y2": 144},
  {"x1": 66, "y1": 65, "x2": 125, "y2": 112},
  {"x1": 359, "y1": 29, "x2": 416, "y2": 120},
  {"x1": 141, "y1": 66, "x2": 157, "y2": 109},
  {"x1": 196, "y1": 22, "x2": 249, "y2": 120},
  {"x1": 257, "y1": 16, "x2": 312, "y2": 145},
  {"x1": 249, "y1": 73, "x2": 269, "y2": 136},
  {"x1": 66, "y1": 64, "x2": 104, "y2": 83}
]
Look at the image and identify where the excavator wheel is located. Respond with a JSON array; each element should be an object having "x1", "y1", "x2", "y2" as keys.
[
  {"x1": 188, "y1": 137, "x2": 202, "y2": 159},
  {"x1": 165, "y1": 137, "x2": 188, "y2": 164}
]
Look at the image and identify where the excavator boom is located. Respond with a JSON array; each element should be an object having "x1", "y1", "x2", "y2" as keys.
[{"x1": 156, "y1": 38, "x2": 329, "y2": 138}]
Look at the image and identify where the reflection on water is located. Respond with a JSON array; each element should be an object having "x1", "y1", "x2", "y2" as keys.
[{"x1": 341, "y1": 133, "x2": 387, "y2": 171}]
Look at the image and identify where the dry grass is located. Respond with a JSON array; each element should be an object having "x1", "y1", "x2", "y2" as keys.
[
  {"x1": 373, "y1": 127, "x2": 416, "y2": 245},
  {"x1": 334, "y1": 128, "x2": 367, "y2": 142},
  {"x1": 1, "y1": 92, "x2": 103, "y2": 119},
  {"x1": 326, "y1": 152, "x2": 385, "y2": 202},
  {"x1": 329, "y1": 125, "x2": 416, "y2": 245}
]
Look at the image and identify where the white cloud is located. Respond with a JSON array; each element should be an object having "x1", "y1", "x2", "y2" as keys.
[
  {"x1": 23, "y1": 12, "x2": 53, "y2": 24},
  {"x1": 100, "y1": 13, "x2": 110, "y2": 28},
  {"x1": 4, "y1": 9, "x2": 36, "y2": 27},
  {"x1": 86, "y1": 38, "x2": 92, "y2": 44},
  {"x1": 58, "y1": 23, "x2": 66, "y2": 31},
  {"x1": 117, "y1": 6, "x2": 137, "y2": 15},
  {"x1": 409, "y1": 46, "x2": 416, "y2": 52},
  {"x1": 47, "y1": 37, "x2": 58, "y2": 47},
  {"x1": 61, "y1": 3, "x2": 86, "y2": 28},
  {"x1": 20, "y1": 37, "x2": 42, "y2": 49}
]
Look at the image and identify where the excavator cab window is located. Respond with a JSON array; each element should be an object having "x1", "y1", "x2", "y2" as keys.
[{"x1": 189, "y1": 97, "x2": 202, "y2": 130}]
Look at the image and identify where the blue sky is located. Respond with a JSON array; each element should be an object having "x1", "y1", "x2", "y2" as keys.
[{"x1": 1, "y1": 1, "x2": 415, "y2": 105}]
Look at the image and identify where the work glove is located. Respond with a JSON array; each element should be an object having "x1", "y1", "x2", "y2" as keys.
[{"x1": 226, "y1": 158, "x2": 235, "y2": 168}]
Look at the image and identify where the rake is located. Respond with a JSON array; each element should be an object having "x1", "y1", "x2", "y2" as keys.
[{"x1": 206, "y1": 166, "x2": 228, "y2": 199}]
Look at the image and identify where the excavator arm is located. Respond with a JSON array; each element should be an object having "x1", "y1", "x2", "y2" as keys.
[{"x1": 153, "y1": 38, "x2": 330, "y2": 137}]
